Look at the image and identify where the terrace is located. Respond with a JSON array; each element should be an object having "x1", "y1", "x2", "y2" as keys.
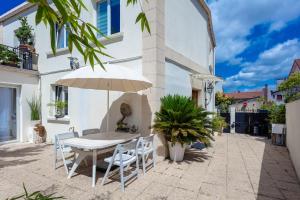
[
  {"x1": 1, "y1": 134, "x2": 300, "y2": 200},
  {"x1": 0, "y1": 44, "x2": 38, "y2": 71}
]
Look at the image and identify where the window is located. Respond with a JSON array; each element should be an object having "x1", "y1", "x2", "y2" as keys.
[
  {"x1": 277, "y1": 95, "x2": 283, "y2": 101},
  {"x1": 53, "y1": 85, "x2": 68, "y2": 115},
  {"x1": 97, "y1": 0, "x2": 120, "y2": 36},
  {"x1": 56, "y1": 24, "x2": 69, "y2": 49}
]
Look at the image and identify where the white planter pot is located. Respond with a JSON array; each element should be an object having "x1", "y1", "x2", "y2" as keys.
[
  {"x1": 272, "y1": 124, "x2": 286, "y2": 134},
  {"x1": 28, "y1": 120, "x2": 40, "y2": 143},
  {"x1": 168, "y1": 142, "x2": 186, "y2": 162}
]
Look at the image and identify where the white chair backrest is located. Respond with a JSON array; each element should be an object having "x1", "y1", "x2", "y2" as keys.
[
  {"x1": 82, "y1": 128, "x2": 100, "y2": 136},
  {"x1": 140, "y1": 135, "x2": 154, "y2": 150},
  {"x1": 112, "y1": 140, "x2": 138, "y2": 163},
  {"x1": 55, "y1": 132, "x2": 79, "y2": 149}
]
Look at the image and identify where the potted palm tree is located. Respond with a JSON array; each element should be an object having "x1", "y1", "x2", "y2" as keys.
[{"x1": 153, "y1": 95, "x2": 213, "y2": 161}]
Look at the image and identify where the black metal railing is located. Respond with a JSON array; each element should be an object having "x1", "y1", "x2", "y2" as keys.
[{"x1": 0, "y1": 44, "x2": 38, "y2": 71}]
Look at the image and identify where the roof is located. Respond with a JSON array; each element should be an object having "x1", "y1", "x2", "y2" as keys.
[
  {"x1": 0, "y1": 0, "x2": 216, "y2": 48},
  {"x1": 0, "y1": 2, "x2": 34, "y2": 23},
  {"x1": 289, "y1": 59, "x2": 300, "y2": 76},
  {"x1": 225, "y1": 91, "x2": 264, "y2": 100},
  {"x1": 198, "y1": 0, "x2": 216, "y2": 47}
]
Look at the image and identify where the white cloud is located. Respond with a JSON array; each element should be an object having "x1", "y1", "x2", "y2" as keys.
[
  {"x1": 224, "y1": 39, "x2": 300, "y2": 91},
  {"x1": 208, "y1": 0, "x2": 300, "y2": 63}
]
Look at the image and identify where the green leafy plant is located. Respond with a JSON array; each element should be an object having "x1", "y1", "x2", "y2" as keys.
[
  {"x1": 215, "y1": 92, "x2": 233, "y2": 113},
  {"x1": 0, "y1": 45, "x2": 20, "y2": 65},
  {"x1": 48, "y1": 100, "x2": 67, "y2": 116},
  {"x1": 153, "y1": 95, "x2": 213, "y2": 146},
  {"x1": 269, "y1": 104, "x2": 286, "y2": 124},
  {"x1": 28, "y1": 0, "x2": 150, "y2": 69},
  {"x1": 278, "y1": 72, "x2": 300, "y2": 103},
  {"x1": 212, "y1": 115, "x2": 227, "y2": 134},
  {"x1": 7, "y1": 183, "x2": 64, "y2": 200},
  {"x1": 14, "y1": 17, "x2": 34, "y2": 45},
  {"x1": 27, "y1": 95, "x2": 41, "y2": 121}
]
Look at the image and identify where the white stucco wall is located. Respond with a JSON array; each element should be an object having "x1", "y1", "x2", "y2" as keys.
[
  {"x1": 165, "y1": 0, "x2": 213, "y2": 72},
  {"x1": 165, "y1": 61, "x2": 192, "y2": 97},
  {"x1": 286, "y1": 99, "x2": 300, "y2": 180},
  {"x1": 0, "y1": 68, "x2": 39, "y2": 142}
]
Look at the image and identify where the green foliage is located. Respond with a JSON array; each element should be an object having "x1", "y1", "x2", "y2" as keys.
[
  {"x1": 269, "y1": 104, "x2": 286, "y2": 124},
  {"x1": 153, "y1": 95, "x2": 213, "y2": 146},
  {"x1": 212, "y1": 115, "x2": 227, "y2": 133},
  {"x1": 28, "y1": 0, "x2": 150, "y2": 69},
  {"x1": 278, "y1": 73, "x2": 300, "y2": 103},
  {"x1": 215, "y1": 92, "x2": 233, "y2": 113},
  {"x1": 7, "y1": 183, "x2": 64, "y2": 200},
  {"x1": 27, "y1": 95, "x2": 41, "y2": 121},
  {"x1": 259, "y1": 102, "x2": 285, "y2": 124},
  {"x1": 14, "y1": 17, "x2": 34, "y2": 45},
  {"x1": 48, "y1": 100, "x2": 67, "y2": 114},
  {"x1": 0, "y1": 45, "x2": 20, "y2": 65}
]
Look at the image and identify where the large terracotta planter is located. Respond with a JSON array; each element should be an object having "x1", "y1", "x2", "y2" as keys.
[{"x1": 168, "y1": 142, "x2": 186, "y2": 162}]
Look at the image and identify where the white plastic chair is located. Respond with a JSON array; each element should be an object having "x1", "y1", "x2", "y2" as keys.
[
  {"x1": 137, "y1": 135, "x2": 156, "y2": 174},
  {"x1": 101, "y1": 140, "x2": 139, "y2": 192},
  {"x1": 82, "y1": 128, "x2": 100, "y2": 136},
  {"x1": 54, "y1": 131, "x2": 79, "y2": 174}
]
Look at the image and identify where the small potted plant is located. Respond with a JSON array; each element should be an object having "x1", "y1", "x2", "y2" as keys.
[
  {"x1": 14, "y1": 17, "x2": 34, "y2": 52},
  {"x1": 27, "y1": 95, "x2": 41, "y2": 143},
  {"x1": 0, "y1": 45, "x2": 20, "y2": 66},
  {"x1": 153, "y1": 95, "x2": 213, "y2": 162},
  {"x1": 48, "y1": 100, "x2": 68, "y2": 118},
  {"x1": 212, "y1": 115, "x2": 227, "y2": 136}
]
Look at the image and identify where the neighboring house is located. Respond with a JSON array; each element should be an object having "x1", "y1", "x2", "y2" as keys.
[
  {"x1": 269, "y1": 79, "x2": 285, "y2": 105},
  {"x1": 0, "y1": 0, "x2": 216, "y2": 148},
  {"x1": 289, "y1": 59, "x2": 300, "y2": 76},
  {"x1": 226, "y1": 85, "x2": 268, "y2": 111},
  {"x1": 269, "y1": 59, "x2": 300, "y2": 104}
]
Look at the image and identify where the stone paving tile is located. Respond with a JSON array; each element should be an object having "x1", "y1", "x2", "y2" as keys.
[{"x1": 1, "y1": 134, "x2": 300, "y2": 200}]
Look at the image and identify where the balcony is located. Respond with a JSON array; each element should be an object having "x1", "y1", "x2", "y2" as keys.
[{"x1": 0, "y1": 44, "x2": 38, "y2": 71}]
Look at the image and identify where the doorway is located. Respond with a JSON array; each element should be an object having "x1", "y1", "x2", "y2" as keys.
[{"x1": 0, "y1": 87, "x2": 17, "y2": 142}]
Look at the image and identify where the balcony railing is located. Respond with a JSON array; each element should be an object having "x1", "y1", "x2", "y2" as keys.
[{"x1": 0, "y1": 44, "x2": 38, "y2": 71}]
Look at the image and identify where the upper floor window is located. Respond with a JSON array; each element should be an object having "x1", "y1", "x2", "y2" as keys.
[
  {"x1": 56, "y1": 24, "x2": 69, "y2": 49},
  {"x1": 97, "y1": 0, "x2": 120, "y2": 36}
]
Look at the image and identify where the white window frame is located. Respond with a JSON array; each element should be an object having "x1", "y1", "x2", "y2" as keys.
[
  {"x1": 56, "y1": 25, "x2": 68, "y2": 49},
  {"x1": 96, "y1": 0, "x2": 121, "y2": 36},
  {"x1": 50, "y1": 85, "x2": 68, "y2": 116}
]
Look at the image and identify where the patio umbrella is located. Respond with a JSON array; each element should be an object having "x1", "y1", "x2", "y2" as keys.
[{"x1": 56, "y1": 64, "x2": 152, "y2": 131}]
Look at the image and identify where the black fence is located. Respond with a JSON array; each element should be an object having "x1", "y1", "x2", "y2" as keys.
[
  {"x1": 0, "y1": 44, "x2": 38, "y2": 70},
  {"x1": 220, "y1": 110, "x2": 270, "y2": 136}
]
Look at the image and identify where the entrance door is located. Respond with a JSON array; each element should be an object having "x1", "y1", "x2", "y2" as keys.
[{"x1": 0, "y1": 87, "x2": 17, "y2": 142}]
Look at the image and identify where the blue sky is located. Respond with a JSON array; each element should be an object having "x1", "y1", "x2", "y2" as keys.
[
  {"x1": 0, "y1": 0, "x2": 26, "y2": 15},
  {"x1": 207, "y1": 0, "x2": 300, "y2": 92},
  {"x1": 2, "y1": 1, "x2": 300, "y2": 93}
]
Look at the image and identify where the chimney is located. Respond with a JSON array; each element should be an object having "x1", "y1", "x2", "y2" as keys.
[{"x1": 263, "y1": 84, "x2": 268, "y2": 102}]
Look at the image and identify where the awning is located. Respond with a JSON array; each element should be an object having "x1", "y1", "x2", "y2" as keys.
[{"x1": 191, "y1": 73, "x2": 223, "y2": 82}]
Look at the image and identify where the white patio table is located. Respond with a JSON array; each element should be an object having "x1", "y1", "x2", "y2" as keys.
[{"x1": 63, "y1": 132, "x2": 140, "y2": 187}]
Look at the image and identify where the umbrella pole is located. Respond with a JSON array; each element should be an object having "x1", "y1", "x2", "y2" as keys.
[{"x1": 106, "y1": 90, "x2": 109, "y2": 132}]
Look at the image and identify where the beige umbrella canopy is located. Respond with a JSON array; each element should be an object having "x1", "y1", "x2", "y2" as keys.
[{"x1": 56, "y1": 64, "x2": 152, "y2": 131}]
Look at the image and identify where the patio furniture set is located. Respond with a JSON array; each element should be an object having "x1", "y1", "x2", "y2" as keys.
[{"x1": 54, "y1": 130, "x2": 156, "y2": 192}]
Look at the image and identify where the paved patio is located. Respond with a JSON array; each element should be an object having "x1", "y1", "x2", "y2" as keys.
[{"x1": 1, "y1": 134, "x2": 300, "y2": 200}]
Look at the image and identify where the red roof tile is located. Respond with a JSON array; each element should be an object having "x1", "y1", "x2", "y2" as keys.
[{"x1": 225, "y1": 91, "x2": 263, "y2": 100}]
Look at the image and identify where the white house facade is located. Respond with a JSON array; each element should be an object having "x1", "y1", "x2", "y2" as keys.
[{"x1": 0, "y1": 0, "x2": 216, "y2": 156}]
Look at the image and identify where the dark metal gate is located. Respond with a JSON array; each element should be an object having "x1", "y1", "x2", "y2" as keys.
[{"x1": 234, "y1": 111, "x2": 269, "y2": 136}]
